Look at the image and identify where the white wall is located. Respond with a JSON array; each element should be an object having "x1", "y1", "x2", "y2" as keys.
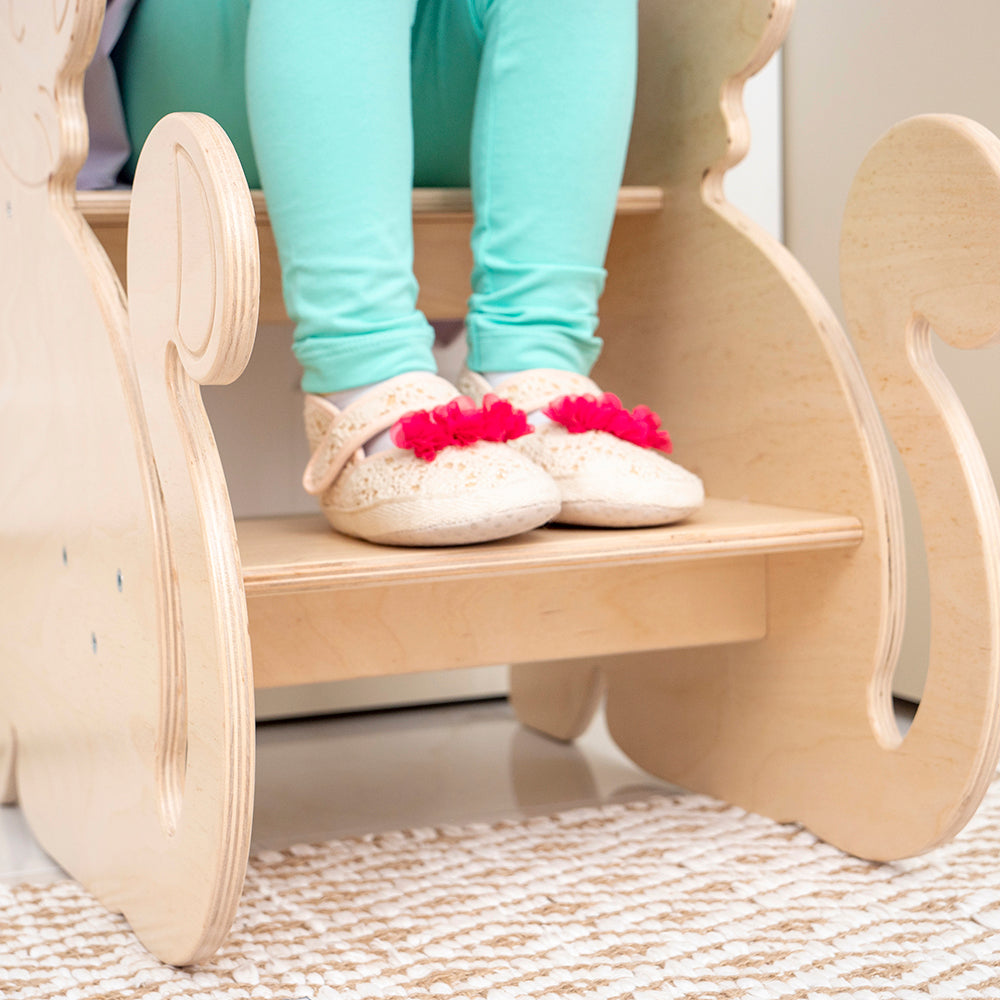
[
  {"x1": 726, "y1": 53, "x2": 783, "y2": 242},
  {"x1": 784, "y1": 1, "x2": 1000, "y2": 700}
]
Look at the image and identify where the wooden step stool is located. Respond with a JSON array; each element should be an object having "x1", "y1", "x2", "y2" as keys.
[{"x1": 1, "y1": 0, "x2": 999, "y2": 965}]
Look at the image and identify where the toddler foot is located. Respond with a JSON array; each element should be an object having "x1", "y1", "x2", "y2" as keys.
[
  {"x1": 457, "y1": 367, "x2": 704, "y2": 527},
  {"x1": 303, "y1": 373, "x2": 561, "y2": 546}
]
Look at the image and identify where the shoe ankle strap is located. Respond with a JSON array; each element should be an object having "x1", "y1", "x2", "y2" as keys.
[{"x1": 302, "y1": 373, "x2": 457, "y2": 494}]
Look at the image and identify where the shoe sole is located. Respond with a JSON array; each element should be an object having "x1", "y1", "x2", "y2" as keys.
[
  {"x1": 328, "y1": 487, "x2": 561, "y2": 547},
  {"x1": 554, "y1": 499, "x2": 703, "y2": 528}
]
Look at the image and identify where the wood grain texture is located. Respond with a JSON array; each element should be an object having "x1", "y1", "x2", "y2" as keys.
[
  {"x1": 7, "y1": 0, "x2": 1000, "y2": 967},
  {"x1": 594, "y1": 0, "x2": 909, "y2": 859},
  {"x1": 122, "y1": 112, "x2": 259, "y2": 961},
  {"x1": 237, "y1": 500, "x2": 861, "y2": 593},
  {"x1": 0, "y1": 0, "x2": 104, "y2": 814},
  {"x1": 510, "y1": 0, "x2": 812, "y2": 766},
  {"x1": 591, "y1": 0, "x2": 1000, "y2": 861},
  {"x1": 247, "y1": 554, "x2": 770, "y2": 689},
  {"x1": 837, "y1": 114, "x2": 1000, "y2": 856},
  {"x1": 239, "y1": 500, "x2": 860, "y2": 692},
  {"x1": 0, "y1": 2, "x2": 258, "y2": 961},
  {"x1": 78, "y1": 187, "x2": 665, "y2": 323}
]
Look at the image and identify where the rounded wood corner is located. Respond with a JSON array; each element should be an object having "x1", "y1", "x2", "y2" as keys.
[
  {"x1": 0, "y1": 723, "x2": 17, "y2": 807},
  {"x1": 0, "y1": 0, "x2": 104, "y2": 188},
  {"x1": 626, "y1": 0, "x2": 794, "y2": 191},
  {"x1": 509, "y1": 661, "x2": 607, "y2": 743},
  {"x1": 129, "y1": 111, "x2": 260, "y2": 387}
]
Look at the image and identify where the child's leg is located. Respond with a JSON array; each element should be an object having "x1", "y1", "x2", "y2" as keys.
[
  {"x1": 423, "y1": 0, "x2": 639, "y2": 376},
  {"x1": 115, "y1": 0, "x2": 560, "y2": 545},
  {"x1": 409, "y1": 0, "x2": 637, "y2": 375},
  {"x1": 116, "y1": 0, "x2": 633, "y2": 393},
  {"x1": 117, "y1": 0, "x2": 438, "y2": 395},
  {"x1": 114, "y1": 0, "x2": 260, "y2": 187},
  {"x1": 245, "y1": 0, "x2": 437, "y2": 394},
  {"x1": 420, "y1": 0, "x2": 702, "y2": 527}
]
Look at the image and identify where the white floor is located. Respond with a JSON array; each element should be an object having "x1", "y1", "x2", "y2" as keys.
[
  {"x1": 0, "y1": 699, "x2": 681, "y2": 887},
  {"x1": 0, "y1": 696, "x2": 919, "y2": 888}
]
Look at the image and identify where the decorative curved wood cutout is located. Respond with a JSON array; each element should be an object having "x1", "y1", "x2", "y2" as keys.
[
  {"x1": 129, "y1": 111, "x2": 259, "y2": 960},
  {"x1": 597, "y1": 88, "x2": 1000, "y2": 855},
  {"x1": 52, "y1": 0, "x2": 72, "y2": 35},
  {"x1": 5, "y1": 0, "x2": 1000, "y2": 964},
  {"x1": 175, "y1": 146, "x2": 218, "y2": 362},
  {"x1": 0, "y1": 0, "x2": 100, "y2": 186},
  {"x1": 0, "y1": 1, "x2": 259, "y2": 965},
  {"x1": 839, "y1": 113, "x2": 1000, "y2": 842}
]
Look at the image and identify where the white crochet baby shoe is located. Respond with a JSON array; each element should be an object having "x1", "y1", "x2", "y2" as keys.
[
  {"x1": 303, "y1": 372, "x2": 561, "y2": 546},
  {"x1": 457, "y1": 367, "x2": 704, "y2": 527}
]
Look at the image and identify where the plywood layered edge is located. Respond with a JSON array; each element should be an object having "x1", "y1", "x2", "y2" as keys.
[
  {"x1": 241, "y1": 500, "x2": 862, "y2": 689},
  {"x1": 238, "y1": 499, "x2": 862, "y2": 595},
  {"x1": 2, "y1": 14, "x2": 259, "y2": 957},
  {"x1": 75, "y1": 186, "x2": 666, "y2": 226},
  {"x1": 79, "y1": 186, "x2": 666, "y2": 322}
]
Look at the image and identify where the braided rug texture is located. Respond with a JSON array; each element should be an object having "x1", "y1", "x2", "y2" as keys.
[{"x1": 3, "y1": 779, "x2": 1000, "y2": 999}]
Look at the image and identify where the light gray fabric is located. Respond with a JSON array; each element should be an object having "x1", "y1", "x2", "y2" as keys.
[{"x1": 78, "y1": 0, "x2": 140, "y2": 189}]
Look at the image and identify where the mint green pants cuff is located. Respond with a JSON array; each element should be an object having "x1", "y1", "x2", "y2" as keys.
[
  {"x1": 296, "y1": 329, "x2": 437, "y2": 396},
  {"x1": 467, "y1": 329, "x2": 604, "y2": 377},
  {"x1": 115, "y1": 0, "x2": 637, "y2": 394},
  {"x1": 465, "y1": 259, "x2": 607, "y2": 374}
]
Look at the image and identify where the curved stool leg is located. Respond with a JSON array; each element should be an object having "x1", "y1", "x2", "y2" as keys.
[
  {"x1": 835, "y1": 114, "x2": 1000, "y2": 855},
  {"x1": 0, "y1": 723, "x2": 15, "y2": 807},
  {"x1": 577, "y1": 0, "x2": 1000, "y2": 861},
  {"x1": 0, "y1": 4, "x2": 259, "y2": 963},
  {"x1": 510, "y1": 660, "x2": 606, "y2": 742},
  {"x1": 605, "y1": 112, "x2": 1000, "y2": 862}
]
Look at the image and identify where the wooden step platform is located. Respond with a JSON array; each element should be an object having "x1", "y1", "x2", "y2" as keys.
[
  {"x1": 75, "y1": 185, "x2": 666, "y2": 225},
  {"x1": 77, "y1": 186, "x2": 666, "y2": 321},
  {"x1": 239, "y1": 498, "x2": 862, "y2": 688}
]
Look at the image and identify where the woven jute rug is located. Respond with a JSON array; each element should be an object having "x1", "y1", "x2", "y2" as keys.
[{"x1": 3, "y1": 779, "x2": 1000, "y2": 1000}]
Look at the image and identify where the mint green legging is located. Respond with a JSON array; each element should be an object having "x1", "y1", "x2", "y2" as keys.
[{"x1": 116, "y1": 0, "x2": 637, "y2": 393}]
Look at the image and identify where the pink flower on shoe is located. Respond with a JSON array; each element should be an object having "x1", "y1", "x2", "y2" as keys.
[
  {"x1": 543, "y1": 393, "x2": 673, "y2": 454},
  {"x1": 391, "y1": 394, "x2": 533, "y2": 462}
]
